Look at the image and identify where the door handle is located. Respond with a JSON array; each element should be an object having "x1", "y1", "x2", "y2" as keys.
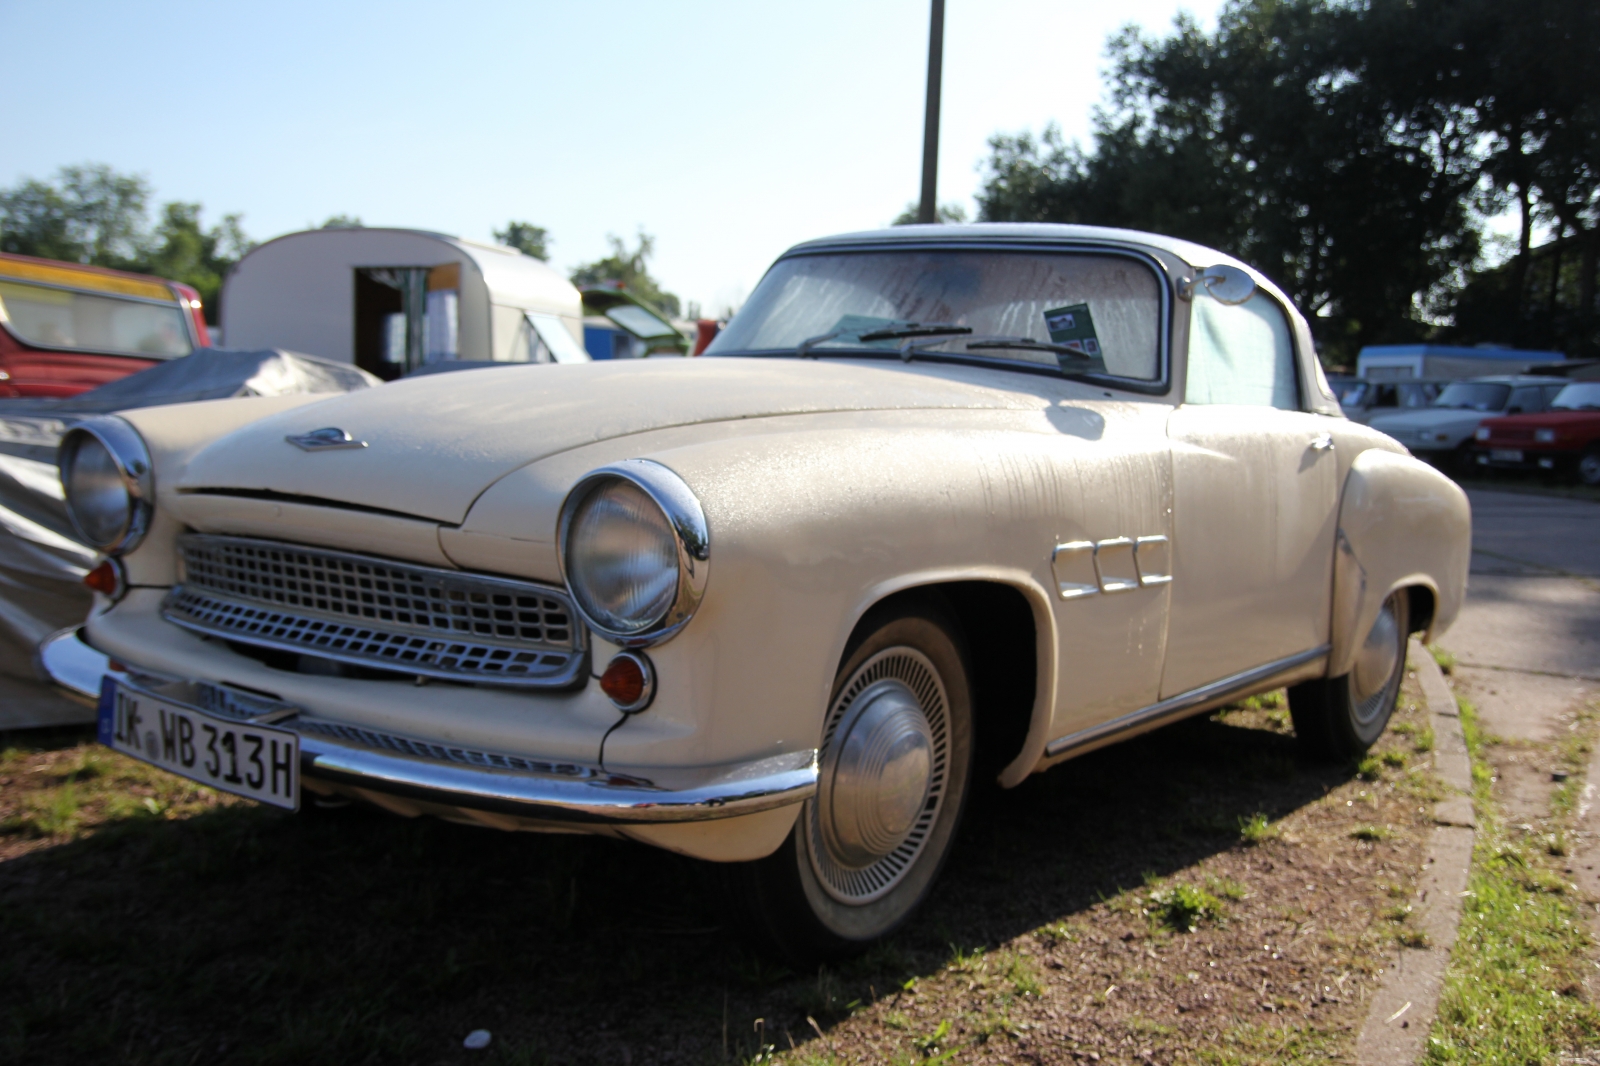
[{"x1": 1309, "y1": 433, "x2": 1335, "y2": 452}]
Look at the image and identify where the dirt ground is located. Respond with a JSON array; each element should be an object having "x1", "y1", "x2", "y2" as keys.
[{"x1": 0, "y1": 679, "x2": 1440, "y2": 1066}]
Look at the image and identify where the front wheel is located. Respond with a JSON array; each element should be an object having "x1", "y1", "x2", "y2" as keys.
[
  {"x1": 1290, "y1": 591, "x2": 1410, "y2": 761},
  {"x1": 1578, "y1": 448, "x2": 1600, "y2": 488},
  {"x1": 720, "y1": 605, "x2": 974, "y2": 966}
]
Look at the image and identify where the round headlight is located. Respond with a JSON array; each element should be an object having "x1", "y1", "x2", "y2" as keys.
[
  {"x1": 57, "y1": 417, "x2": 153, "y2": 554},
  {"x1": 558, "y1": 460, "x2": 709, "y2": 647}
]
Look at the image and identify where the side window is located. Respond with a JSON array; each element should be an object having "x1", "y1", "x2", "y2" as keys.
[
  {"x1": 1373, "y1": 384, "x2": 1399, "y2": 408},
  {"x1": 1543, "y1": 384, "x2": 1566, "y2": 406},
  {"x1": 1507, "y1": 386, "x2": 1541, "y2": 414},
  {"x1": 1184, "y1": 291, "x2": 1299, "y2": 409}
]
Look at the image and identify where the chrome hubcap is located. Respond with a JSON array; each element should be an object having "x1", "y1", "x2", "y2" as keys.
[
  {"x1": 821, "y1": 680, "x2": 933, "y2": 867},
  {"x1": 1580, "y1": 453, "x2": 1600, "y2": 486},
  {"x1": 1351, "y1": 598, "x2": 1402, "y2": 725},
  {"x1": 808, "y1": 647, "x2": 949, "y2": 904}
]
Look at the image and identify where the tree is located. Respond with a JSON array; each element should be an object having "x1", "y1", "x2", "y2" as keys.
[
  {"x1": 569, "y1": 230, "x2": 681, "y2": 318},
  {"x1": 0, "y1": 164, "x2": 253, "y2": 323},
  {"x1": 0, "y1": 163, "x2": 151, "y2": 267},
  {"x1": 892, "y1": 202, "x2": 968, "y2": 225},
  {"x1": 143, "y1": 203, "x2": 254, "y2": 324},
  {"x1": 320, "y1": 214, "x2": 362, "y2": 229},
  {"x1": 976, "y1": 1, "x2": 1485, "y2": 367},
  {"x1": 494, "y1": 221, "x2": 550, "y2": 261}
]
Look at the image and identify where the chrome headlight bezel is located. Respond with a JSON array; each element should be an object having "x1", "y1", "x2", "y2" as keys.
[
  {"x1": 57, "y1": 416, "x2": 154, "y2": 555},
  {"x1": 556, "y1": 459, "x2": 709, "y2": 648}
]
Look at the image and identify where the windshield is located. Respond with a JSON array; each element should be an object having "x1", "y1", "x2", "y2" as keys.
[
  {"x1": 1551, "y1": 382, "x2": 1600, "y2": 411},
  {"x1": 1333, "y1": 381, "x2": 1366, "y2": 404},
  {"x1": 1431, "y1": 382, "x2": 1511, "y2": 411},
  {"x1": 705, "y1": 249, "x2": 1163, "y2": 381},
  {"x1": 0, "y1": 279, "x2": 192, "y2": 359}
]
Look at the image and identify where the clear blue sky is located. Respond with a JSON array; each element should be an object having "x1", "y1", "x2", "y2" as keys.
[{"x1": 3, "y1": 0, "x2": 1221, "y2": 316}]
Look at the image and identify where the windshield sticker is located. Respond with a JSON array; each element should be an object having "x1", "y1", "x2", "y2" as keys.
[{"x1": 1043, "y1": 303, "x2": 1106, "y2": 372}]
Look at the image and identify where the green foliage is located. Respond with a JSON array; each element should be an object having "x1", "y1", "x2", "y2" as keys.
[
  {"x1": 977, "y1": 0, "x2": 1600, "y2": 366},
  {"x1": 1238, "y1": 811, "x2": 1277, "y2": 845},
  {"x1": 1145, "y1": 881, "x2": 1224, "y2": 932},
  {"x1": 569, "y1": 229, "x2": 681, "y2": 318},
  {"x1": 319, "y1": 214, "x2": 362, "y2": 229},
  {"x1": 891, "y1": 202, "x2": 969, "y2": 225},
  {"x1": 1351, "y1": 824, "x2": 1392, "y2": 842},
  {"x1": 1428, "y1": 644, "x2": 1457, "y2": 675},
  {"x1": 494, "y1": 221, "x2": 550, "y2": 261},
  {"x1": 0, "y1": 163, "x2": 252, "y2": 324}
]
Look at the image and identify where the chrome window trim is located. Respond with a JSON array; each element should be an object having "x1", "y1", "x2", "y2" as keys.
[
  {"x1": 713, "y1": 239, "x2": 1176, "y2": 397},
  {"x1": 557, "y1": 458, "x2": 710, "y2": 648},
  {"x1": 56, "y1": 415, "x2": 155, "y2": 555}
]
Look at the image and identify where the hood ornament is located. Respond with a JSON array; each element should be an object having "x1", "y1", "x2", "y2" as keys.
[{"x1": 285, "y1": 427, "x2": 367, "y2": 452}]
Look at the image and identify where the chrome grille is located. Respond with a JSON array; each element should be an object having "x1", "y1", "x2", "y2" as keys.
[{"x1": 164, "y1": 534, "x2": 585, "y2": 687}]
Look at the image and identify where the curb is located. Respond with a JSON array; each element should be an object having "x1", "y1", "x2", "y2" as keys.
[{"x1": 1354, "y1": 639, "x2": 1475, "y2": 1066}]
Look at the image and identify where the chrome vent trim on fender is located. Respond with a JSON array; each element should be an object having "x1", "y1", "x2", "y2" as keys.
[{"x1": 162, "y1": 534, "x2": 586, "y2": 687}]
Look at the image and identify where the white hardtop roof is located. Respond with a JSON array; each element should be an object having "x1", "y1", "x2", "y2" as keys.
[{"x1": 787, "y1": 223, "x2": 1240, "y2": 273}]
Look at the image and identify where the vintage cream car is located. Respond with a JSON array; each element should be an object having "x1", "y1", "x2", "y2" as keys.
[{"x1": 43, "y1": 224, "x2": 1470, "y2": 963}]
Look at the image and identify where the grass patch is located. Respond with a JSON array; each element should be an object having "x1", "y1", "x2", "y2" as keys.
[
  {"x1": 1427, "y1": 644, "x2": 1457, "y2": 675},
  {"x1": 1145, "y1": 881, "x2": 1225, "y2": 933},
  {"x1": 1425, "y1": 697, "x2": 1600, "y2": 1063},
  {"x1": 1350, "y1": 824, "x2": 1392, "y2": 842},
  {"x1": 1237, "y1": 811, "x2": 1277, "y2": 846}
]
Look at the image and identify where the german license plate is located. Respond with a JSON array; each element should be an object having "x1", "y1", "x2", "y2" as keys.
[
  {"x1": 97, "y1": 678, "x2": 299, "y2": 810},
  {"x1": 1491, "y1": 448, "x2": 1523, "y2": 462}
]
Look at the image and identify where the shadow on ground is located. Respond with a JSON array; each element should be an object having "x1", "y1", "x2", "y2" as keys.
[{"x1": 0, "y1": 713, "x2": 1350, "y2": 1066}]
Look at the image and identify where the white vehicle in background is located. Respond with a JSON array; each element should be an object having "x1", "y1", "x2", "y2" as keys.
[
  {"x1": 44, "y1": 224, "x2": 1470, "y2": 964},
  {"x1": 1368, "y1": 375, "x2": 1568, "y2": 465}
]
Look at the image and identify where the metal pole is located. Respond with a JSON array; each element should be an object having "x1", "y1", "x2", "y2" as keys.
[{"x1": 917, "y1": 0, "x2": 945, "y2": 225}]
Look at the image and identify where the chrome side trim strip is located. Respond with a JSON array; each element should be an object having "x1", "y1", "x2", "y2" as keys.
[{"x1": 1044, "y1": 644, "x2": 1331, "y2": 758}]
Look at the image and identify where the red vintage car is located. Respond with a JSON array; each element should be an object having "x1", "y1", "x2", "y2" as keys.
[
  {"x1": 1472, "y1": 380, "x2": 1600, "y2": 486},
  {"x1": 0, "y1": 251, "x2": 210, "y2": 398}
]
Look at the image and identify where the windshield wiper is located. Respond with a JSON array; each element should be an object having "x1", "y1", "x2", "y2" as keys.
[
  {"x1": 964, "y1": 336, "x2": 1097, "y2": 359},
  {"x1": 856, "y1": 322, "x2": 973, "y2": 342}
]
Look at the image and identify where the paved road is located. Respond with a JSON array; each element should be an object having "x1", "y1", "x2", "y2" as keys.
[{"x1": 1436, "y1": 488, "x2": 1600, "y2": 743}]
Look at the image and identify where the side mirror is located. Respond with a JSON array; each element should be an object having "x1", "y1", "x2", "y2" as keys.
[{"x1": 1183, "y1": 264, "x2": 1257, "y2": 305}]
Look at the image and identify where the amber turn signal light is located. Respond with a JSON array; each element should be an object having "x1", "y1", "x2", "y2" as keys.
[
  {"x1": 83, "y1": 559, "x2": 125, "y2": 600},
  {"x1": 599, "y1": 651, "x2": 655, "y2": 713}
]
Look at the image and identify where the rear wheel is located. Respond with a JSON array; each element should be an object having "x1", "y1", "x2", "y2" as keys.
[
  {"x1": 721, "y1": 604, "x2": 973, "y2": 966},
  {"x1": 1290, "y1": 591, "x2": 1410, "y2": 760}
]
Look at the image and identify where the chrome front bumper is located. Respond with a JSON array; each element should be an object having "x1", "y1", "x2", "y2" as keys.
[{"x1": 39, "y1": 627, "x2": 817, "y2": 825}]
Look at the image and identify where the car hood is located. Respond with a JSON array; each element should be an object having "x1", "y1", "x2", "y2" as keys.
[{"x1": 176, "y1": 358, "x2": 1046, "y2": 523}]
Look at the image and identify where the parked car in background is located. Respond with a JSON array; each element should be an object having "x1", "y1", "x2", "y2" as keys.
[
  {"x1": 1332, "y1": 377, "x2": 1446, "y2": 425},
  {"x1": 42, "y1": 223, "x2": 1469, "y2": 964},
  {"x1": 1368, "y1": 375, "x2": 1567, "y2": 466},
  {"x1": 0, "y1": 252, "x2": 210, "y2": 398},
  {"x1": 1471, "y1": 380, "x2": 1600, "y2": 486}
]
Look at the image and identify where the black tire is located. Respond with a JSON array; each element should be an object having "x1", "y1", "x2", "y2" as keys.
[
  {"x1": 720, "y1": 601, "x2": 974, "y2": 967},
  {"x1": 1290, "y1": 591, "x2": 1410, "y2": 761},
  {"x1": 1578, "y1": 448, "x2": 1600, "y2": 488}
]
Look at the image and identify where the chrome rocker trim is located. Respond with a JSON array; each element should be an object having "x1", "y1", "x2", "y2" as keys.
[
  {"x1": 40, "y1": 628, "x2": 817, "y2": 825},
  {"x1": 1045, "y1": 644, "x2": 1331, "y2": 758}
]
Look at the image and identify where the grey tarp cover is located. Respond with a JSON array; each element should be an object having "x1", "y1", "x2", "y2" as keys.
[{"x1": 0, "y1": 349, "x2": 378, "y2": 727}]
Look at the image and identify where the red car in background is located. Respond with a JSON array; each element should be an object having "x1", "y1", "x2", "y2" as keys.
[
  {"x1": 0, "y1": 251, "x2": 210, "y2": 398},
  {"x1": 1472, "y1": 380, "x2": 1600, "y2": 486}
]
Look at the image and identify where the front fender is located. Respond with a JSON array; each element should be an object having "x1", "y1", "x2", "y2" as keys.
[{"x1": 1327, "y1": 448, "x2": 1470, "y2": 677}]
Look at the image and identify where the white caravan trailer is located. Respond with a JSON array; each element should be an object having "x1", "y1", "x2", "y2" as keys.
[{"x1": 220, "y1": 228, "x2": 589, "y2": 380}]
